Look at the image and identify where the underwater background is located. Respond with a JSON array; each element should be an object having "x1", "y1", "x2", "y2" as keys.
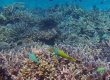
[
  {"x1": 0, "y1": 0, "x2": 110, "y2": 80},
  {"x1": 0, "y1": 0, "x2": 110, "y2": 10}
]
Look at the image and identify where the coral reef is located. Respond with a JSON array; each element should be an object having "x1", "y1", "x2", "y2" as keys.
[
  {"x1": 0, "y1": 2, "x2": 110, "y2": 80},
  {"x1": 0, "y1": 25, "x2": 13, "y2": 43},
  {"x1": 0, "y1": 3, "x2": 110, "y2": 46},
  {"x1": 0, "y1": 14, "x2": 7, "y2": 24},
  {"x1": 0, "y1": 42, "x2": 110, "y2": 80},
  {"x1": 38, "y1": 17, "x2": 57, "y2": 30}
]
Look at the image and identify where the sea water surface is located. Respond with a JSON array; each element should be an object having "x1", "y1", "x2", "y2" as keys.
[{"x1": 0, "y1": 0, "x2": 110, "y2": 10}]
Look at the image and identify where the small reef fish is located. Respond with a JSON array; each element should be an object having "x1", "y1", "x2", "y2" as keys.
[
  {"x1": 48, "y1": 47, "x2": 77, "y2": 63},
  {"x1": 28, "y1": 52, "x2": 40, "y2": 63},
  {"x1": 95, "y1": 67, "x2": 106, "y2": 72},
  {"x1": 75, "y1": 0, "x2": 82, "y2": 2},
  {"x1": 101, "y1": 33, "x2": 108, "y2": 39},
  {"x1": 100, "y1": 0, "x2": 107, "y2": 4},
  {"x1": 100, "y1": 1, "x2": 104, "y2": 4},
  {"x1": 99, "y1": 33, "x2": 108, "y2": 42}
]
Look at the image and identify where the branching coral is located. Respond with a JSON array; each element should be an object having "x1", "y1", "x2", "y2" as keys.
[
  {"x1": 0, "y1": 2, "x2": 110, "y2": 80},
  {"x1": 0, "y1": 14, "x2": 7, "y2": 24},
  {"x1": 18, "y1": 58, "x2": 56, "y2": 79},
  {"x1": 38, "y1": 17, "x2": 57, "y2": 30},
  {"x1": 0, "y1": 3, "x2": 110, "y2": 46},
  {"x1": 0, "y1": 26, "x2": 13, "y2": 42},
  {"x1": 0, "y1": 66, "x2": 12, "y2": 80},
  {"x1": 0, "y1": 42, "x2": 110, "y2": 80},
  {"x1": 34, "y1": 28, "x2": 58, "y2": 40},
  {"x1": 0, "y1": 2, "x2": 25, "y2": 24}
]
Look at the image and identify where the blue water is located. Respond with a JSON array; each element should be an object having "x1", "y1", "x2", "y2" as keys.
[{"x1": 0, "y1": 0, "x2": 110, "y2": 10}]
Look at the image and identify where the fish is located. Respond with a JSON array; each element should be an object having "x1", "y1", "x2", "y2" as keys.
[
  {"x1": 48, "y1": 47, "x2": 80, "y2": 63},
  {"x1": 28, "y1": 52, "x2": 40, "y2": 63},
  {"x1": 95, "y1": 67, "x2": 106, "y2": 72},
  {"x1": 75, "y1": 0, "x2": 82, "y2": 2},
  {"x1": 100, "y1": 1, "x2": 104, "y2": 4},
  {"x1": 100, "y1": 0, "x2": 107, "y2": 4},
  {"x1": 101, "y1": 33, "x2": 108, "y2": 39}
]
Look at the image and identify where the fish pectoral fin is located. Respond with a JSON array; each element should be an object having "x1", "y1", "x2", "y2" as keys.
[{"x1": 52, "y1": 52, "x2": 55, "y2": 55}]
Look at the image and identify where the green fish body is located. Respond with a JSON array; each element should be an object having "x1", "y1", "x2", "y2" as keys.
[
  {"x1": 28, "y1": 52, "x2": 40, "y2": 63},
  {"x1": 101, "y1": 34, "x2": 108, "y2": 38},
  {"x1": 95, "y1": 67, "x2": 106, "y2": 72},
  {"x1": 49, "y1": 47, "x2": 76, "y2": 62}
]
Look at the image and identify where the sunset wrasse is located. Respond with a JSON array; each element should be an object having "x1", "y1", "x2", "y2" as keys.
[{"x1": 48, "y1": 47, "x2": 76, "y2": 62}]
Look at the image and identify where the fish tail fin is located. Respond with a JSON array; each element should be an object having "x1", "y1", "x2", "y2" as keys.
[
  {"x1": 71, "y1": 58, "x2": 76, "y2": 62},
  {"x1": 71, "y1": 58, "x2": 81, "y2": 64}
]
